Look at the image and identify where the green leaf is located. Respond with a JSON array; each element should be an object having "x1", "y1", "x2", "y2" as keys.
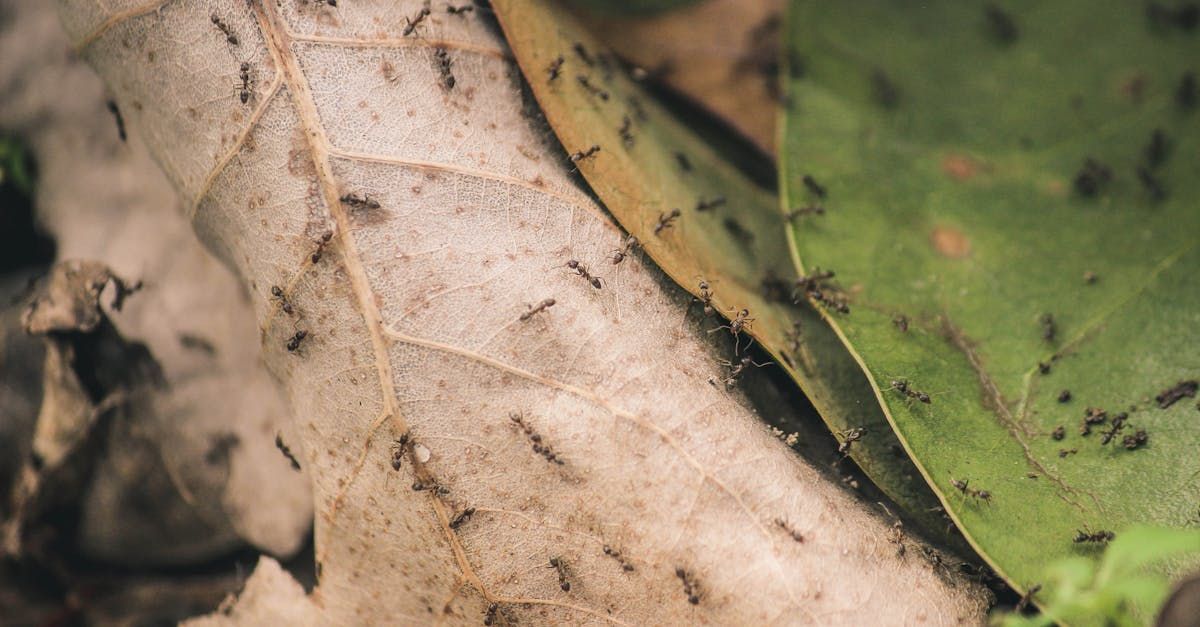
[
  {"x1": 783, "y1": 0, "x2": 1200, "y2": 607},
  {"x1": 491, "y1": 0, "x2": 961, "y2": 543}
]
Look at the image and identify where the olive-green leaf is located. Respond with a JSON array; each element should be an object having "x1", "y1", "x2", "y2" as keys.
[
  {"x1": 783, "y1": 0, "x2": 1200, "y2": 606},
  {"x1": 491, "y1": 0, "x2": 961, "y2": 543}
]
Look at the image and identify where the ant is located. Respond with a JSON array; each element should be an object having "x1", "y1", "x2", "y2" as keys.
[
  {"x1": 235, "y1": 62, "x2": 253, "y2": 104},
  {"x1": 576, "y1": 75, "x2": 610, "y2": 101},
  {"x1": 449, "y1": 507, "x2": 475, "y2": 529},
  {"x1": 716, "y1": 355, "x2": 771, "y2": 388},
  {"x1": 275, "y1": 433, "x2": 302, "y2": 470},
  {"x1": 1099, "y1": 412, "x2": 1127, "y2": 445},
  {"x1": 546, "y1": 55, "x2": 564, "y2": 82},
  {"x1": 311, "y1": 230, "x2": 333, "y2": 263},
  {"x1": 602, "y1": 545, "x2": 636, "y2": 572},
  {"x1": 105, "y1": 100, "x2": 126, "y2": 142},
  {"x1": 675, "y1": 567, "x2": 701, "y2": 605},
  {"x1": 549, "y1": 557, "x2": 571, "y2": 591},
  {"x1": 340, "y1": 193, "x2": 380, "y2": 210},
  {"x1": 618, "y1": 115, "x2": 634, "y2": 148},
  {"x1": 210, "y1": 14, "x2": 238, "y2": 45},
  {"x1": 446, "y1": 4, "x2": 473, "y2": 16},
  {"x1": 837, "y1": 426, "x2": 866, "y2": 457},
  {"x1": 786, "y1": 205, "x2": 825, "y2": 221},
  {"x1": 793, "y1": 268, "x2": 849, "y2": 313},
  {"x1": 802, "y1": 174, "x2": 827, "y2": 199},
  {"x1": 483, "y1": 603, "x2": 499, "y2": 626},
  {"x1": 890, "y1": 379, "x2": 931, "y2": 403},
  {"x1": 1073, "y1": 528, "x2": 1114, "y2": 544},
  {"x1": 390, "y1": 432, "x2": 410, "y2": 471},
  {"x1": 412, "y1": 480, "x2": 450, "y2": 495},
  {"x1": 286, "y1": 329, "x2": 308, "y2": 352},
  {"x1": 950, "y1": 477, "x2": 993, "y2": 504},
  {"x1": 270, "y1": 285, "x2": 295, "y2": 315},
  {"x1": 609, "y1": 234, "x2": 639, "y2": 264},
  {"x1": 402, "y1": 7, "x2": 431, "y2": 37},
  {"x1": 708, "y1": 308, "x2": 755, "y2": 353},
  {"x1": 892, "y1": 314, "x2": 909, "y2": 332},
  {"x1": 569, "y1": 145, "x2": 600, "y2": 169},
  {"x1": 572, "y1": 42, "x2": 594, "y2": 67},
  {"x1": 774, "y1": 518, "x2": 805, "y2": 543},
  {"x1": 1122, "y1": 428, "x2": 1148, "y2": 450},
  {"x1": 1015, "y1": 584, "x2": 1042, "y2": 613},
  {"x1": 692, "y1": 280, "x2": 716, "y2": 317},
  {"x1": 566, "y1": 259, "x2": 603, "y2": 289},
  {"x1": 434, "y1": 48, "x2": 455, "y2": 89},
  {"x1": 723, "y1": 218, "x2": 754, "y2": 245},
  {"x1": 695, "y1": 196, "x2": 726, "y2": 212},
  {"x1": 654, "y1": 208, "x2": 681, "y2": 235},
  {"x1": 519, "y1": 298, "x2": 556, "y2": 321}
]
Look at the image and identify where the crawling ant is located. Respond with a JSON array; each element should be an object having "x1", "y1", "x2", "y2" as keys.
[
  {"x1": 576, "y1": 75, "x2": 610, "y2": 101},
  {"x1": 654, "y1": 208, "x2": 681, "y2": 235},
  {"x1": 723, "y1": 218, "x2": 754, "y2": 245},
  {"x1": 1122, "y1": 428, "x2": 1148, "y2": 450},
  {"x1": 1015, "y1": 584, "x2": 1042, "y2": 613},
  {"x1": 891, "y1": 379, "x2": 931, "y2": 403},
  {"x1": 449, "y1": 507, "x2": 475, "y2": 529},
  {"x1": 546, "y1": 55, "x2": 564, "y2": 82},
  {"x1": 675, "y1": 567, "x2": 701, "y2": 605},
  {"x1": 1058, "y1": 389, "x2": 1071, "y2": 403},
  {"x1": 716, "y1": 355, "x2": 771, "y2": 388},
  {"x1": 340, "y1": 193, "x2": 380, "y2": 210},
  {"x1": 311, "y1": 230, "x2": 333, "y2": 263},
  {"x1": 572, "y1": 42, "x2": 594, "y2": 67},
  {"x1": 519, "y1": 298, "x2": 556, "y2": 321},
  {"x1": 390, "y1": 432, "x2": 410, "y2": 471},
  {"x1": 1073, "y1": 158, "x2": 1113, "y2": 197},
  {"x1": 695, "y1": 196, "x2": 726, "y2": 212},
  {"x1": 402, "y1": 7, "x2": 431, "y2": 36},
  {"x1": 1080, "y1": 406, "x2": 1107, "y2": 435},
  {"x1": 674, "y1": 151, "x2": 692, "y2": 172},
  {"x1": 434, "y1": 48, "x2": 455, "y2": 89},
  {"x1": 286, "y1": 329, "x2": 308, "y2": 352},
  {"x1": 412, "y1": 480, "x2": 450, "y2": 495},
  {"x1": 270, "y1": 285, "x2": 295, "y2": 315},
  {"x1": 235, "y1": 62, "x2": 253, "y2": 104},
  {"x1": 793, "y1": 268, "x2": 848, "y2": 313},
  {"x1": 774, "y1": 518, "x2": 805, "y2": 543},
  {"x1": 613, "y1": 115, "x2": 634, "y2": 148},
  {"x1": 483, "y1": 603, "x2": 498, "y2": 626},
  {"x1": 1058, "y1": 448, "x2": 1078, "y2": 458},
  {"x1": 1040, "y1": 313, "x2": 1056, "y2": 343},
  {"x1": 211, "y1": 14, "x2": 238, "y2": 45},
  {"x1": 105, "y1": 100, "x2": 126, "y2": 142},
  {"x1": 786, "y1": 205, "x2": 825, "y2": 221},
  {"x1": 836, "y1": 427, "x2": 866, "y2": 457},
  {"x1": 275, "y1": 433, "x2": 302, "y2": 470},
  {"x1": 609, "y1": 235, "x2": 638, "y2": 264},
  {"x1": 708, "y1": 308, "x2": 755, "y2": 352},
  {"x1": 802, "y1": 174, "x2": 827, "y2": 199},
  {"x1": 568, "y1": 144, "x2": 600, "y2": 168},
  {"x1": 1051, "y1": 425, "x2": 1065, "y2": 440},
  {"x1": 1073, "y1": 528, "x2": 1114, "y2": 544},
  {"x1": 950, "y1": 477, "x2": 993, "y2": 504},
  {"x1": 1099, "y1": 412, "x2": 1127, "y2": 445},
  {"x1": 446, "y1": 4, "x2": 473, "y2": 16},
  {"x1": 692, "y1": 280, "x2": 716, "y2": 317},
  {"x1": 566, "y1": 259, "x2": 603, "y2": 289},
  {"x1": 893, "y1": 314, "x2": 909, "y2": 332},
  {"x1": 602, "y1": 545, "x2": 635, "y2": 571},
  {"x1": 549, "y1": 557, "x2": 571, "y2": 591}
]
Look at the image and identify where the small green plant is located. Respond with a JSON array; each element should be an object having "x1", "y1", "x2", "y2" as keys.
[{"x1": 994, "y1": 526, "x2": 1200, "y2": 626}]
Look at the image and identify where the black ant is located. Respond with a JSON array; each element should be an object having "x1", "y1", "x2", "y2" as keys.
[
  {"x1": 654, "y1": 208, "x2": 681, "y2": 235},
  {"x1": 446, "y1": 4, "x2": 473, "y2": 16},
  {"x1": 675, "y1": 567, "x2": 701, "y2": 604},
  {"x1": 286, "y1": 329, "x2": 308, "y2": 352},
  {"x1": 1080, "y1": 406, "x2": 1107, "y2": 436},
  {"x1": 950, "y1": 477, "x2": 993, "y2": 504},
  {"x1": 270, "y1": 285, "x2": 295, "y2": 315},
  {"x1": 340, "y1": 193, "x2": 380, "y2": 210},
  {"x1": 723, "y1": 218, "x2": 754, "y2": 245},
  {"x1": 837, "y1": 427, "x2": 866, "y2": 457},
  {"x1": 1122, "y1": 428, "x2": 1148, "y2": 450},
  {"x1": 311, "y1": 230, "x2": 333, "y2": 263},
  {"x1": 692, "y1": 280, "x2": 716, "y2": 317},
  {"x1": 390, "y1": 432, "x2": 410, "y2": 471},
  {"x1": 1099, "y1": 412, "x2": 1127, "y2": 445},
  {"x1": 449, "y1": 507, "x2": 475, "y2": 529},
  {"x1": 572, "y1": 42, "x2": 594, "y2": 67},
  {"x1": 786, "y1": 205, "x2": 825, "y2": 221},
  {"x1": 1073, "y1": 528, "x2": 1114, "y2": 544},
  {"x1": 793, "y1": 268, "x2": 848, "y2": 313},
  {"x1": 774, "y1": 518, "x2": 805, "y2": 543},
  {"x1": 275, "y1": 433, "x2": 302, "y2": 470},
  {"x1": 708, "y1": 308, "x2": 755, "y2": 353},
  {"x1": 235, "y1": 62, "x2": 253, "y2": 104},
  {"x1": 1073, "y1": 158, "x2": 1113, "y2": 197},
  {"x1": 402, "y1": 7, "x2": 431, "y2": 36},
  {"x1": 618, "y1": 115, "x2": 634, "y2": 148},
  {"x1": 434, "y1": 48, "x2": 455, "y2": 89},
  {"x1": 802, "y1": 174, "x2": 827, "y2": 199},
  {"x1": 546, "y1": 55, "x2": 564, "y2": 82},
  {"x1": 1015, "y1": 584, "x2": 1042, "y2": 613},
  {"x1": 549, "y1": 557, "x2": 571, "y2": 591},
  {"x1": 890, "y1": 379, "x2": 931, "y2": 403},
  {"x1": 105, "y1": 100, "x2": 126, "y2": 142},
  {"x1": 211, "y1": 14, "x2": 238, "y2": 45},
  {"x1": 695, "y1": 196, "x2": 726, "y2": 212},
  {"x1": 1058, "y1": 389, "x2": 1071, "y2": 403},
  {"x1": 483, "y1": 603, "x2": 499, "y2": 626},
  {"x1": 576, "y1": 75, "x2": 610, "y2": 101},
  {"x1": 412, "y1": 480, "x2": 450, "y2": 495},
  {"x1": 716, "y1": 355, "x2": 771, "y2": 388},
  {"x1": 569, "y1": 145, "x2": 600, "y2": 169},
  {"x1": 602, "y1": 545, "x2": 636, "y2": 572},
  {"x1": 519, "y1": 298, "x2": 556, "y2": 321},
  {"x1": 609, "y1": 235, "x2": 638, "y2": 264},
  {"x1": 566, "y1": 259, "x2": 603, "y2": 289}
]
